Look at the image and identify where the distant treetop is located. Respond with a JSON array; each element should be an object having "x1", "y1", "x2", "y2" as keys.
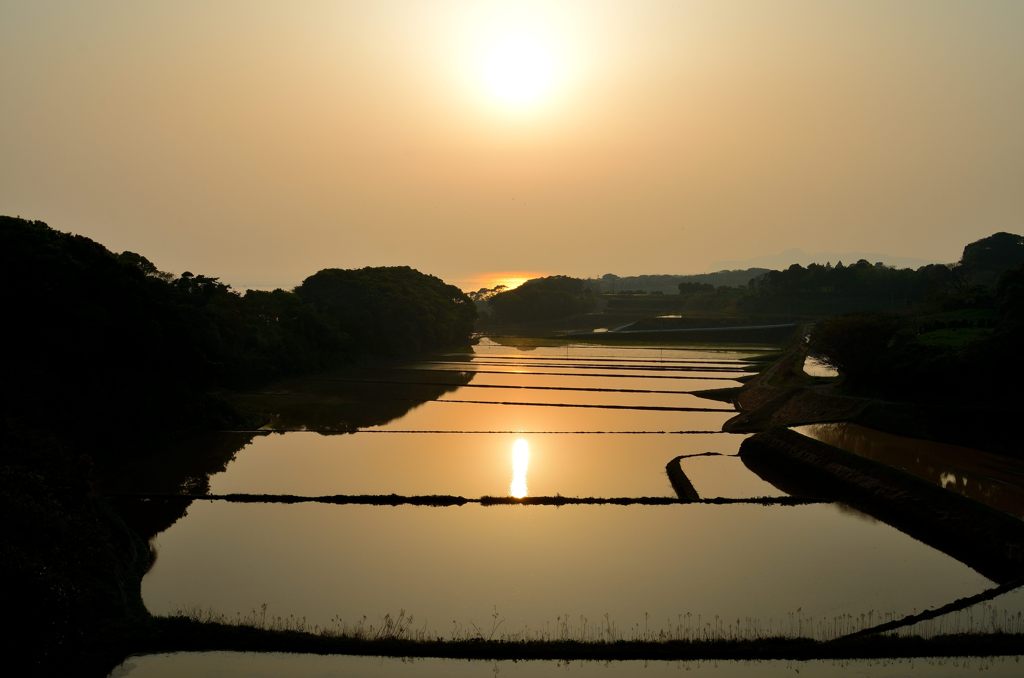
[{"x1": 960, "y1": 232, "x2": 1024, "y2": 286}]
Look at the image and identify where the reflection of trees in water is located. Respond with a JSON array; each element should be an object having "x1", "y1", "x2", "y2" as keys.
[
  {"x1": 112, "y1": 366, "x2": 474, "y2": 540},
  {"x1": 486, "y1": 335, "x2": 565, "y2": 351},
  {"x1": 229, "y1": 364, "x2": 473, "y2": 433}
]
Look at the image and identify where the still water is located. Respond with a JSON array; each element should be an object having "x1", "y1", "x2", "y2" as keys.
[
  {"x1": 368, "y1": 402, "x2": 732, "y2": 433},
  {"x1": 131, "y1": 338, "x2": 1021, "y2": 675},
  {"x1": 143, "y1": 502, "x2": 985, "y2": 637},
  {"x1": 678, "y1": 455, "x2": 786, "y2": 499},
  {"x1": 205, "y1": 433, "x2": 751, "y2": 498}
]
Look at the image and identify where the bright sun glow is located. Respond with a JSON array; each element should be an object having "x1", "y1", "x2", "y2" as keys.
[
  {"x1": 510, "y1": 438, "x2": 530, "y2": 498},
  {"x1": 455, "y1": 4, "x2": 579, "y2": 116},
  {"x1": 493, "y1": 275, "x2": 531, "y2": 290},
  {"x1": 483, "y1": 33, "x2": 557, "y2": 108},
  {"x1": 468, "y1": 271, "x2": 547, "y2": 292}
]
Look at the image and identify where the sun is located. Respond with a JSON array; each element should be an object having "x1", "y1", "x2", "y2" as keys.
[
  {"x1": 452, "y1": 3, "x2": 582, "y2": 116},
  {"x1": 482, "y1": 33, "x2": 557, "y2": 109}
]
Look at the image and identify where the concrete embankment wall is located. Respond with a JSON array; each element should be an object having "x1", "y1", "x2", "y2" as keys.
[{"x1": 740, "y1": 429, "x2": 1024, "y2": 584}]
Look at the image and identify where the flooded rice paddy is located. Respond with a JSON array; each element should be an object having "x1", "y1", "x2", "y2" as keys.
[
  {"x1": 123, "y1": 338, "x2": 1024, "y2": 674},
  {"x1": 143, "y1": 501, "x2": 985, "y2": 636}
]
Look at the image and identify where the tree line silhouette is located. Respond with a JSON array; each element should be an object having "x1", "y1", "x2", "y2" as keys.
[
  {"x1": 482, "y1": 232, "x2": 1024, "y2": 326},
  {"x1": 1, "y1": 216, "x2": 475, "y2": 454},
  {"x1": 808, "y1": 262, "x2": 1024, "y2": 405}
]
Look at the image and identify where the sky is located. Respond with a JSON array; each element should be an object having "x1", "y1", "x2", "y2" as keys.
[{"x1": 2, "y1": 1, "x2": 1022, "y2": 292}]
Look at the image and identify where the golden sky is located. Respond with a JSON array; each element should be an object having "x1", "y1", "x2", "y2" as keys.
[{"x1": 2, "y1": 1, "x2": 1022, "y2": 291}]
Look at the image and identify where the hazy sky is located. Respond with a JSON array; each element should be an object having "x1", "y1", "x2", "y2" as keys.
[{"x1": 2, "y1": 1, "x2": 1022, "y2": 291}]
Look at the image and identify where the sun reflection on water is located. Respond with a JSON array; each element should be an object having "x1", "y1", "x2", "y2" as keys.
[{"x1": 510, "y1": 438, "x2": 530, "y2": 498}]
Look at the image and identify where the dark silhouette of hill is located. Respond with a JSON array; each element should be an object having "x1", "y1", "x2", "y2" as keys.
[
  {"x1": 0, "y1": 216, "x2": 475, "y2": 458},
  {"x1": 0, "y1": 215, "x2": 476, "y2": 674}
]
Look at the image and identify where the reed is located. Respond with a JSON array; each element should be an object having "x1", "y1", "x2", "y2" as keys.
[{"x1": 169, "y1": 603, "x2": 1024, "y2": 644}]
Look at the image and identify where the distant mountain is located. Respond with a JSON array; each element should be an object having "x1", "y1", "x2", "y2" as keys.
[
  {"x1": 713, "y1": 249, "x2": 933, "y2": 271},
  {"x1": 589, "y1": 269, "x2": 770, "y2": 294}
]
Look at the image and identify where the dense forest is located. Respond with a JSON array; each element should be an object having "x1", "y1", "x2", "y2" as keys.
[
  {"x1": 0, "y1": 216, "x2": 475, "y2": 458},
  {"x1": 0, "y1": 216, "x2": 475, "y2": 673},
  {"x1": 807, "y1": 263, "x2": 1024, "y2": 405}
]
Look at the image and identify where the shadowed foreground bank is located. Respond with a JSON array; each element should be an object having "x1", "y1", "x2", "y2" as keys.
[
  {"x1": 105, "y1": 617, "x2": 1024, "y2": 666},
  {"x1": 0, "y1": 216, "x2": 478, "y2": 675},
  {"x1": 739, "y1": 429, "x2": 1024, "y2": 584}
]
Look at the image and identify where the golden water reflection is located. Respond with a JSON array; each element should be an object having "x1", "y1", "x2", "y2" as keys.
[{"x1": 510, "y1": 438, "x2": 530, "y2": 498}]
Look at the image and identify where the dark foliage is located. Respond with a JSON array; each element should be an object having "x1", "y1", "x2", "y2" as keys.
[
  {"x1": 808, "y1": 264, "x2": 1024, "y2": 401},
  {"x1": 485, "y1": 233, "x2": 1021, "y2": 326},
  {"x1": 0, "y1": 215, "x2": 475, "y2": 672},
  {"x1": 0, "y1": 216, "x2": 475, "y2": 455},
  {"x1": 807, "y1": 314, "x2": 903, "y2": 389},
  {"x1": 296, "y1": 266, "x2": 476, "y2": 356},
  {"x1": 590, "y1": 269, "x2": 770, "y2": 293},
  {"x1": 677, "y1": 281, "x2": 715, "y2": 294},
  {"x1": 487, "y1": 275, "x2": 597, "y2": 324},
  {"x1": 959, "y1": 232, "x2": 1024, "y2": 287},
  {"x1": 742, "y1": 260, "x2": 964, "y2": 315},
  {"x1": 0, "y1": 217, "x2": 225, "y2": 449},
  {"x1": 0, "y1": 432, "x2": 152, "y2": 674}
]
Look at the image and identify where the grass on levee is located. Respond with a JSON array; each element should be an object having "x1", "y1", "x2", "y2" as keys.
[
  {"x1": 135, "y1": 604, "x2": 1024, "y2": 660},
  {"x1": 174, "y1": 605, "x2": 1024, "y2": 641}
]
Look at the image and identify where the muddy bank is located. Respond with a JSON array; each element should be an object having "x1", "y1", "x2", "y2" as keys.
[
  {"x1": 739, "y1": 429, "x2": 1024, "y2": 584},
  {"x1": 665, "y1": 456, "x2": 701, "y2": 501},
  {"x1": 723, "y1": 336, "x2": 861, "y2": 432},
  {"x1": 723, "y1": 336, "x2": 1018, "y2": 457},
  {"x1": 109, "y1": 492, "x2": 820, "y2": 507}
]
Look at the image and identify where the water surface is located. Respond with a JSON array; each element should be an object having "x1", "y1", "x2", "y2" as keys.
[
  {"x1": 369, "y1": 401, "x2": 732, "y2": 432},
  {"x1": 138, "y1": 338, "x2": 1018, "y2": 650},
  {"x1": 144, "y1": 503, "x2": 988, "y2": 638},
  {"x1": 205, "y1": 432, "x2": 748, "y2": 498},
  {"x1": 678, "y1": 456, "x2": 786, "y2": 499}
]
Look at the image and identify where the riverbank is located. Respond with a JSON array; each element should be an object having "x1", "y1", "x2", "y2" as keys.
[
  {"x1": 739, "y1": 429, "x2": 1024, "y2": 583},
  {"x1": 727, "y1": 341, "x2": 1024, "y2": 612},
  {"x1": 722, "y1": 335, "x2": 1018, "y2": 457}
]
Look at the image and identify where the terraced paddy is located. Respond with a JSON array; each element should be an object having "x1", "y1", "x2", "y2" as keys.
[{"x1": 112, "y1": 338, "x2": 1024, "y2": 675}]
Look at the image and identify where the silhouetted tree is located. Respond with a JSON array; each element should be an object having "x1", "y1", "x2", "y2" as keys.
[
  {"x1": 487, "y1": 275, "x2": 596, "y2": 324},
  {"x1": 959, "y1": 232, "x2": 1024, "y2": 287}
]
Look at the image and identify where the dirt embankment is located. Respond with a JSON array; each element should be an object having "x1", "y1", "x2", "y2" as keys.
[
  {"x1": 722, "y1": 334, "x2": 1017, "y2": 457},
  {"x1": 739, "y1": 429, "x2": 1024, "y2": 584},
  {"x1": 724, "y1": 335, "x2": 868, "y2": 433}
]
